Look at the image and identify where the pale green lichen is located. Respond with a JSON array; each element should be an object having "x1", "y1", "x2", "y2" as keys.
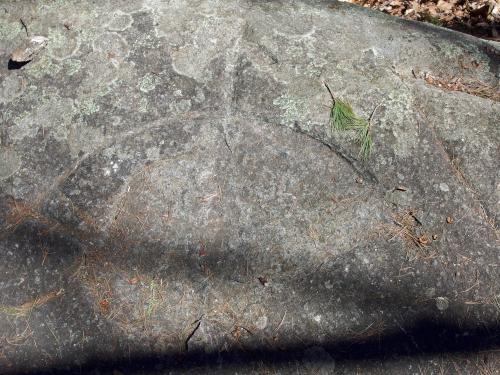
[
  {"x1": 26, "y1": 55, "x2": 62, "y2": 78},
  {"x1": 194, "y1": 87, "x2": 205, "y2": 103},
  {"x1": 0, "y1": 148, "x2": 21, "y2": 180},
  {"x1": 0, "y1": 75, "x2": 25, "y2": 105},
  {"x1": 273, "y1": 94, "x2": 309, "y2": 127},
  {"x1": 138, "y1": 97, "x2": 149, "y2": 113},
  {"x1": 0, "y1": 22, "x2": 21, "y2": 41},
  {"x1": 138, "y1": 74, "x2": 158, "y2": 93},
  {"x1": 78, "y1": 98, "x2": 100, "y2": 116},
  {"x1": 48, "y1": 27, "x2": 80, "y2": 59},
  {"x1": 92, "y1": 32, "x2": 129, "y2": 64},
  {"x1": 11, "y1": 111, "x2": 41, "y2": 140},
  {"x1": 146, "y1": 146, "x2": 160, "y2": 161},
  {"x1": 169, "y1": 99, "x2": 192, "y2": 114},
  {"x1": 63, "y1": 59, "x2": 82, "y2": 76},
  {"x1": 10, "y1": 95, "x2": 75, "y2": 141},
  {"x1": 97, "y1": 82, "x2": 114, "y2": 97},
  {"x1": 39, "y1": 0, "x2": 72, "y2": 10},
  {"x1": 106, "y1": 11, "x2": 133, "y2": 32},
  {"x1": 435, "y1": 40, "x2": 467, "y2": 60}
]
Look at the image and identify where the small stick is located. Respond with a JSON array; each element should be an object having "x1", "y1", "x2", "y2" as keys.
[
  {"x1": 274, "y1": 310, "x2": 287, "y2": 334},
  {"x1": 20, "y1": 18, "x2": 28, "y2": 37},
  {"x1": 322, "y1": 81, "x2": 335, "y2": 104},
  {"x1": 184, "y1": 316, "x2": 203, "y2": 351},
  {"x1": 368, "y1": 103, "x2": 383, "y2": 124}
]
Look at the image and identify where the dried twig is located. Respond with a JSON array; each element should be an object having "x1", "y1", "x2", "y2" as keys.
[
  {"x1": 19, "y1": 18, "x2": 28, "y2": 37},
  {"x1": 273, "y1": 310, "x2": 287, "y2": 334},
  {"x1": 184, "y1": 317, "x2": 203, "y2": 351}
]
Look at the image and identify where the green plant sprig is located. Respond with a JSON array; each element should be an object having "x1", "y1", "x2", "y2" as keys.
[{"x1": 324, "y1": 82, "x2": 373, "y2": 160}]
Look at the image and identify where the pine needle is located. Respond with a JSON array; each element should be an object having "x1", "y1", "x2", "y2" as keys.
[
  {"x1": 0, "y1": 289, "x2": 64, "y2": 317},
  {"x1": 356, "y1": 125, "x2": 372, "y2": 161},
  {"x1": 331, "y1": 100, "x2": 363, "y2": 131},
  {"x1": 324, "y1": 82, "x2": 373, "y2": 160}
]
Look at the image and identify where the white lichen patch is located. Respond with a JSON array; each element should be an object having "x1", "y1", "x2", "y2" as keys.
[
  {"x1": 9, "y1": 111, "x2": 38, "y2": 140},
  {"x1": 169, "y1": 99, "x2": 192, "y2": 114},
  {"x1": 63, "y1": 58, "x2": 82, "y2": 76},
  {"x1": 435, "y1": 40, "x2": 472, "y2": 60},
  {"x1": 103, "y1": 161, "x2": 120, "y2": 177},
  {"x1": 102, "y1": 144, "x2": 134, "y2": 162},
  {"x1": 77, "y1": 51, "x2": 134, "y2": 98},
  {"x1": 78, "y1": 97, "x2": 100, "y2": 116},
  {"x1": 138, "y1": 73, "x2": 158, "y2": 93},
  {"x1": 92, "y1": 32, "x2": 130, "y2": 67},
  {"x1": 146, "y1": 147, "x2": 160, "y2": 161},
  {"x1": 48, "y1": 27, "x2": 80, "y2": 60},
  {"x1": 255, "y1": 315, "x2": 268, "y2": 330},
  {"x1": 194, "y1": 87, "x2": 205, "y2": 103},
  {"x1": 138, "y1": 97, "x2": 149, "y2": 113},
  {"x1": 0, "y1": 75, "x2": 25, "y2": 105},
  {"x1": 106, "y1": 10, "x2": 134, "y2": 32},
  {"x1": 439, "y1": 183, "x2": 450, "y2": 192},
  {"x1": 0, "y1": 21, "x2": 22, "y2": 41},
  {"x1": 67, "y1": 122, "x2": 105, "y2": 157},
  {"x1": 435, "y1": 296, "x2": 449, "y2": 311},
  {"x1": 0, "y1": 148, "x2": 22, "y2": 180},
  {"x1": 273, "y1": 94, "x2": 310, "y2": 128},
  {"x1": 383, "y1": 90, "x2": 417, "y2": 158},
  {"x1": 168, "y1": 15, "x2": 244, "y2": 82},
  {"x1": 304, "y1": 55, "x2": 328, "y2": 78},
  {"x1": 10, "y1": 96, "x2": 75, "y2": 141},
  {"x1": 25, "y1": 54, "x2": 62, "y2": 79}
]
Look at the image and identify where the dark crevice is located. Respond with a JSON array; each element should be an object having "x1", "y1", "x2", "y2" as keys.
[
  {"x1": 8, "y1": 59, "x2": 30, "y2": 70},
  {"x1": 291, "y1": 122, "x2": 379, "y2": 184}
]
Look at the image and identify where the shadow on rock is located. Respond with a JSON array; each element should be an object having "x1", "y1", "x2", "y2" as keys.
[{"x1": 0, "y1": 197, "x2": 499, "y2": 374}]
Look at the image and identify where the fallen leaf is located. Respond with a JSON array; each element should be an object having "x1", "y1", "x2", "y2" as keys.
[
  {"x1": 437, "y1": 0, "x2": 454, "y2": 13},
  {"x1": 99, "y1": 299, "x2": 111, "y2": 314},
  {"x1": 418, "y1": 235, "x2": 429, "y2": 245},
  {"x1": 128, "y1": 276, "x2": 141, "y2": 285}
]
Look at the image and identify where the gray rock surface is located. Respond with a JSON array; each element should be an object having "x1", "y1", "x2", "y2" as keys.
[{"x1": 0, "y1": 0, "x2": 499, "y2": 374}]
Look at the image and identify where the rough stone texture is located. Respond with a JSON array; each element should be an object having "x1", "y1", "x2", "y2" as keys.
[{"x1": 0, "y1": 1, "x2": 499, "y2": 374}]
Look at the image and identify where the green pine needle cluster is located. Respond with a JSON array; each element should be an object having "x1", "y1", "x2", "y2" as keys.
[
  {"x1": 356, "y1": 123, "x2": 372, "y2": 161},
  {"x1": 329, "y1": 98, "x2": 373, "y2": 160}
]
